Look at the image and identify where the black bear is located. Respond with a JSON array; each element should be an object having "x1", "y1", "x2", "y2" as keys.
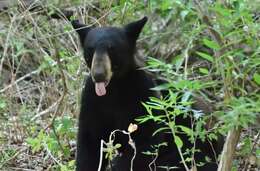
[
  {"x1": 71, "y1": 17, "x2": 222, "y2": 171},
  {"x1": 72, "y1": 17, "x2": 160, "y2": 171}
]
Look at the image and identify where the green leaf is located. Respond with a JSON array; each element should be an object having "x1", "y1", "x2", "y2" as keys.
[
  {"x1": 0, "y1": 101, "x2": 6, "y2": 109},
  {"x1": 160, "y1": 0, "x2": 173, "y2": 11},
  {"x1": 205, "y1": 156, "x2": 212, "y2": 162},
  {"x1": 178, "y1": 125, "x2": 192, "y2": 136},
  {"x1": 114, "y1": 143, "x2": 122, "y2": 149},
  {"x1": 203, "y1": 38, "x2": 220, "y2": 50},
  {"x1": 174, "y1": 135, "x2": 183, "y2": 149},
  {"x1": 253, "y1": 73, "x2": 260, "y2": 85},
  {"x1": 152, "y1": 127, "x2": 170, "y2": 136},
  {"x1": 196, "y1": 51, "x2": 214, "y2": 62},
  {"x1": 180, "y1": 10, "x2": 189, "y2": 20},
  {"x1": 172, "y1": 54, "x2": 184, "y2": 70},
  {"x1": 256, "y1": 149, "x2": 260, "y2": 157},
  {"x1": 151, "y1": 83, "x2": 172, "y2": 91},
  {"x1": 142, "y1": 102, "x2": 152, "y2": 115},
  {"x1": 199, "y1": 68, "x2": 209, "y2": 74},
  {"x1": 213, "y1": 4, "x2": 232, "y2": 17}
]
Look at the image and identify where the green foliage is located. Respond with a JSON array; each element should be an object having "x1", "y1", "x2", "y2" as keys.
[
  {"x1": 0, "y1": 97, "x2": 7, "y2": 111},
  {"x1": 216, "y1": 96, "x2": 260, "y2": 130},
  {"x1": 103, "y1": 142, "x2": 122, "y2": 161},
  {"x1": 137, "y1": 72, "x2": 210, "y2": 167},
  {"x1": 253, "y1": 73, "x2": 260, "y2": 85},
  {"x1": 203, "y1": 38, "x2": 221, "y2": 50},
  {"x1": 196, "y1": 51, "x2": 214, "y2": 62},
  {"x1": 138, "y1": 0, "x2": 260, "y2": 168},
  {"x1": 26, "y1": 115, "x2": 76, "y2": 169},
  {"x1": 0, "y1": 0, "x2": 259, "y2": 170},
  {"x1": 0, "y1": 148, "x2": 17, "y2": 168},
  {"x1": 143, "y1": 142, "x2": 168, "y2": 156},
  {"x1": 59, "y1": 160, "x2": 76, "y2": 171}
]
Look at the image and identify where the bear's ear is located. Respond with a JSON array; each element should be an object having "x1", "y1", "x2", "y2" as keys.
[
  {"x1": 124, "y1": 16, "x2": 148, "y2": 43},
  {"x1": 71, "y1": 20, "x2": 93, "y2": 46}
]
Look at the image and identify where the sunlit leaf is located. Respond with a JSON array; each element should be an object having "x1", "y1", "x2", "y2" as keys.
[
  {"x1": 174, "y1": 135, "x2": 183, "y2": 149},
  {"x1": 253, "y1": 73, "x2": 260, "y2": 85},
  {"x1": 178, "y1": 125, "x2": 192, "y2": 136},
  {"x1": 203, "y1": 38, "x2": 220, "y2": 50},
  {"x1": 199, "y1": 68, "x2": 209, "y2": 74},
  {"x1": 196, "y1": 51, "x2": 214, "y2": 62}
]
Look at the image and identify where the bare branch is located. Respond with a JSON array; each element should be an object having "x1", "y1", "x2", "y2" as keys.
[
  {"x1": 217, "y1": 127, "x2": 242, "y2": 171},
  {"x1": 0, "y1": 69, "x2": 40, "y2": 93}
]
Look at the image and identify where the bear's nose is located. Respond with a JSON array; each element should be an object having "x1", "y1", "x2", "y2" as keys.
[{"x1": 92, "y1": 69, "x2": 106, "y2": 82}]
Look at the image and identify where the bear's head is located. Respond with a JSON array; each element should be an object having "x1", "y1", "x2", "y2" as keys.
[{"x1": 72, "y1": 17, "x2": 147, "y2": 96}]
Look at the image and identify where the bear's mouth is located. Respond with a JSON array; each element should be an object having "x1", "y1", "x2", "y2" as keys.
[
  {"x1": 95, "y1": 81, "x2": 109, "y2": 96},
  {"x1": 91, "y1": 49, "x2": 112, "y2": 97}
]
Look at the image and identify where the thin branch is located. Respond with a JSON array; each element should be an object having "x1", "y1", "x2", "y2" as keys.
[
  {"x1": 47, "y1": 38, "x2": 68, "y2": 155},
  {"x1": 44, "y1": 143, "x2": 61, "y2": 165},
  {"x1": 99, "y1": 128, "x2": 137, "y2": 171},
  {"x1": 184, "y1": 39, "x2": 194, "y2": 79},
  {"x1": 0, "y1": 147, "x2": 26, "y2": 168},
  {"x1": 148, "y1": 150, "x2": 159, "y2": 171},
  {"x1": 163, "y1": 108, "x2": 190, "y2": 171},
  {"x1": 0, "y1": 14, "x2": 16, "y2": 74},
  {"x1": 128, "y1": 133, "x2": 137, "y2": 171},
  {"x1": 31, "y1": 100, "x2": 59, "y2": 121},
  {"x1": 98, "y1": 140, "x2": 105, "y2": 171},
  {"x1": 0, "y1": 69, "x2": 40, "y2": 93}
]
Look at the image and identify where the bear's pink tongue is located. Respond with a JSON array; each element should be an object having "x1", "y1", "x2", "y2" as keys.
[{"x1": 95, "y1": 82, "x2": 106, "y2": 96}]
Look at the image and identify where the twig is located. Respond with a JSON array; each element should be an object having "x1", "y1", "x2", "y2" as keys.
[
  {"x1": 184, "y1": 39, "x2": 194, "y2": 79},
  {"x1": 110, "y1": 129, "x2": 137, "y2": 171},
  {"x1": 163, "y1": 108, "x2": 190, "y2": 171},
  {"x1": 0, "y1": 69, "x2": 40, "y2": 93},
  {"x1": 31, "y1": 100, "x2": 59, "y2": 121},
  {"x1": 98, "y1": 140, "x2": 105, "y2": 171},
  {"x1": 208, "y1": 138, "x2": 218, "y2": 165},
  {"x1": 7, "y1": 167, "x2": 35, "y2": 171},
  {"x1": 99, "y1": 128, "x2": 137, "y2": 171},
  {"x1": 44, "y1": 143, "x2": 61, "y2": 165},
  {"x1": 0, "y1": 147, "x2": 26, "y2": 168},
  {"x1": 148, "y1": 150, "x2": 159, "y2": 171},
  {"x1": 47, "y1": 38, "x2": 68, "y2": 155},
  {"x1": 128, "y1": 133, "x2": 137, "y2": 171},
  {"x1": 36, "y1": 85, "x2": 45, "y2": 113},
  {"x1": 0, "y1": 13, "x2": 16, "y2": 74}
]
